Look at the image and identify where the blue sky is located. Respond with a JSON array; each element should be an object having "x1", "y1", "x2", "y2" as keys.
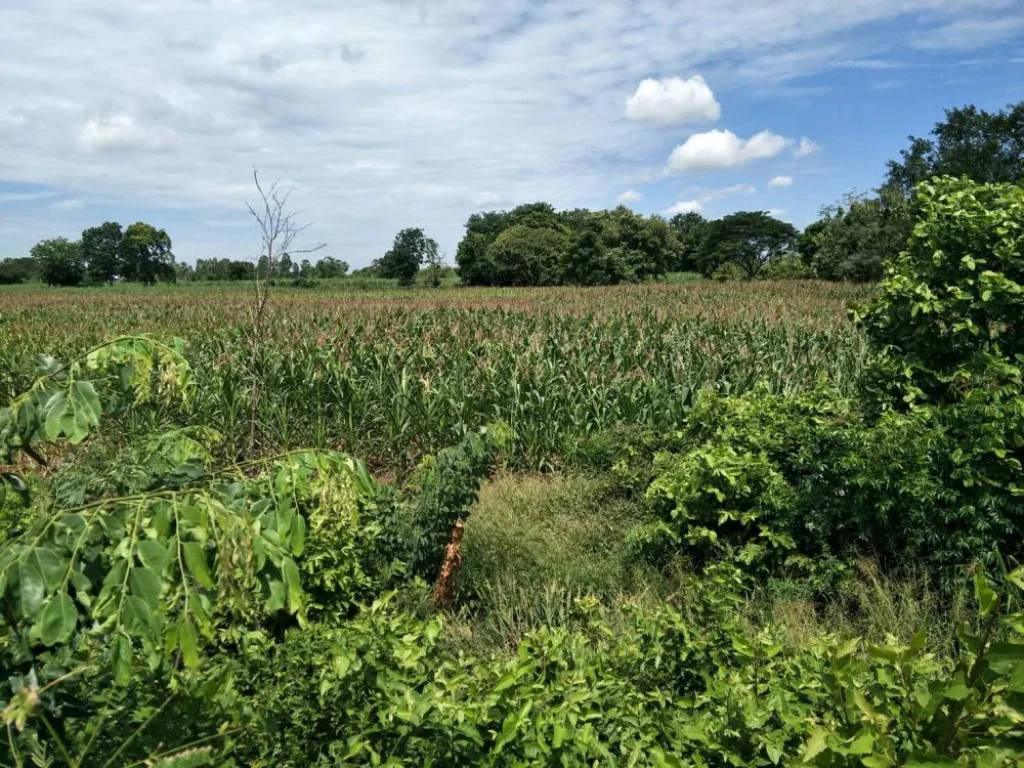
[{"x1": 1, "y1": 0, "x2": 1022, "y2": 268}]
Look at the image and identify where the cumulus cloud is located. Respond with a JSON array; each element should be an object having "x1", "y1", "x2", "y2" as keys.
[
  {"x1": 667, "y1": 129, "x2": 790, "y2": 172},
  {"x1": 768, "y1": 208, "x2": 787, "y2": 217},
  {"x1": 616, "y1": 189, "x2": 643, "y2": 204},
  {"x1": 625, "y1": 75, "x2": 720, "y2": 125},
  {"x1": 768, "y1": 175, "x2": 793, "y2": 188},
  {"x1": 52, "y1": 198, "x2": 83, "y2": 210},
  {"x1": 666, "y1": 200, "x2": 703, "y2": 215},
  {"x1": 794, "y1": 138, "x2": 822, "y2": 158},
  {"x1": 0, "y1": 0, "x2": 1008, "y2": 263},
  {"x1": 78, "y1": 115, "x2": 176, "y2": 153}
]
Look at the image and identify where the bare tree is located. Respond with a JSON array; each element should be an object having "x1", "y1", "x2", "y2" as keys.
[{"x1": 245, "y1": 167, "x2": 324, "y2": 455}]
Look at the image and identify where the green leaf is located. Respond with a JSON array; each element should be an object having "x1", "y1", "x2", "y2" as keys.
[
  {"x1": 130, "y1": 567, "x2": 162, "y2": 610},
  {"x1": 111, "y1": 633, "x2": 133, "y2": 685},
  {"x1": 123, "y1": 595, "x2": 159, "y2": 640},
  {"x1": 282, "y1": 557, "x2": 302, "y2": 614},
  {"x1": 974, "y1": 571, "x2": 998, "y2": 617},
  {"x1": 179, "y1": 618, "x2": 200, "y2": 669},
  {"x1": 1007, "y1": 567, "x2": 1024, "y2": 592},
  {"x1": 182, "y1": 542, "x2": 214, "y2": 589},
  {"x1": 17, "y1": 561, "x2": 45, "y2": 618},
  {"x1": 28, "y1": 547, "x2": 66, "y2": 592},
  {"x1": 38, "y1": 592, "x2": 77, "y2": 646},
  {"x1": 137, "y1": 539, "x2": 170, "y2": 575},
  {"x1": 802, "y1": 728, "x2": 828, "y2": 761}
]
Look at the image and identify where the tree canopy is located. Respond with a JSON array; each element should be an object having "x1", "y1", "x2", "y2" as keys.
[
  {"x1": 885, "y1": 102, "x2": 1024, "y2": 197},
  {"x1": 455, "y1": 203, "x2": 679, "y2": 286},
  {"x1": 696, "y1": 211, "x2": 798, "y2": 279},
  {"x1": 31, "y1": 237, "x2": 86, "y2": 286},
  {"x1": 376, "y1": 228, "x2": 439, "y2": 286},
  {"x1": 81, "y1": 221, "x2": 124, "y2": 284}
]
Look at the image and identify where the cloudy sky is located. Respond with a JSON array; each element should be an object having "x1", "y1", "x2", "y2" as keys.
[{"x1": 1, "y1": 0, "x2": 1022, "y2": 267}]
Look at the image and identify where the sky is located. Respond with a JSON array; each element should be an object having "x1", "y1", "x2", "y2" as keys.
[{"x1": 1, "y1": 0, "x2": 1023, "y2": 268}]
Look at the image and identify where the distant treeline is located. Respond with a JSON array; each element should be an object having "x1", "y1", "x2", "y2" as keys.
[{"x1": 6, "y1": 101, "x2": 1019, "y2": 289}]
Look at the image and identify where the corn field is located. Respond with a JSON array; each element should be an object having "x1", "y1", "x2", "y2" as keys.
[{"x1": 0, "y1": 280, "x2": 872, "y2": 469}]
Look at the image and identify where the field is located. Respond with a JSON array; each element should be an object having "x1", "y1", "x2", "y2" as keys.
[
  {"x1": 2, "y1": 220, "x2": 1023, "y2": 768},
  {"x1": 0, "y1": 279, "x2": 870, "y2": 470}
]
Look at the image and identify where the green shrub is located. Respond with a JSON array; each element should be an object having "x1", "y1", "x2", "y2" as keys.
[{"x1": 712, "y1": 261, "x2": 746, "y2": 281}]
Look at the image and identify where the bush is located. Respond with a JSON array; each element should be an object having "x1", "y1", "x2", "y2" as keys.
[
  {"x1": 712, "y1": 261, "x2": 746, "y2": 281},
  {"x1": 760, "y1": 254, "x2": 814, "y2": 280}
]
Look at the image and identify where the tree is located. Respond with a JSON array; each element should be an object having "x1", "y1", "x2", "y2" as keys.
[
  {"x1": 807, "y1": 192, "x2": 911, "y2": 282},
  {"x1": 32, "y1": 237, "x2": 86, "y2": 286},
  {"x1": 485, "y1": 225, "x2": 567, "y2": 286},
  {"x1": 563, "y1": 228, "x2": 626, "y2": 286},
  {"x1": 885, "y1": 102, "x2": 1024, "y2": 197},
  {"x1": 697, "y1": 211, "x2": 798, "y2": 279},
  {"x1": 599, "y1": 208, "x2": 677, "y2": 281},
  {"x1": 856, "y1": 177, "x2": 1024, "y2": 407},
  {"x1": 0, "y1": 257, "x2": 39, "y2": 285},
  {"x1": 378, "y1": 228, "x2": 438, "y2": 286},
  {"x1": 81, "y1": 221, "x2": 124, "y2": 284},
  {"x1": 668, "y1": 212, "x2": 708, "y2": 272},
  {"x1": 276, "y1": 253, "x2": 294, "y2": 278},
  {"x1": 314, "y1": 256, "x2": 348, "y2": 279},
  {"x1": 120, "y1": 222, "x2": 175, "y2": 284}
]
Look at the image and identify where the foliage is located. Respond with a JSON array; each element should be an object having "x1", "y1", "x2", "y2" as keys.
[
  {"x1": 31, "y1": 238, "x2": 86, "y2": 287},
  {"x1": 120, "y1": 222, "x2": 175, "y2": 285},
  {"x1": 697, "y1": 211, "x2": 799, "y2": 279},
  {"x1": 485, "y1": 224, "x2": 568, "y2": 286},
  {"x1": 760, "y1": 254, "x2": 814, "y2": 280},
  {"x1": 805, "y1": 191, "x2": 912, "y2": 282},
  {"x1": 886, "y1": 101, "x2": 1024, "y2": 197},
  {"x1": 668, "y1": 211, "x2": 708, "y2": 272},
  {"x1": 455, "y1": 203, "x2": 678, "y2": 286},
  {"x1": 856, "y1": 177, "x2": 1024, "y2": 410},
  {"x1": 81, "y1": 221, "x2": 124, "y2": 285},
  {"x1": 376, "y1": 227, "x2": 439, "y2": 287},
  {"x1": 0, "y1": 257, "x2": 38, "y2": 285},
  {"x1": 631, "y1": 382, "x2": 1024, "y2": 579},
  {"x1": 712, "y1": 261, "x2": 746, "y2": 281}
]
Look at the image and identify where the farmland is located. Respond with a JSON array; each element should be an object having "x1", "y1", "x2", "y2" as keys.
[
  {"x1": 0, "y1": 279, "x2": 870, "y2": 470},
  {"x1": 2, "y1": 179, "x2": 1024, "y2": 767}
]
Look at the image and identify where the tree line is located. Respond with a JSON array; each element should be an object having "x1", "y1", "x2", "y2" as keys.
[
  {"x1": 447, "y1": 100, "x2": 1023, "y2": 286},
  {"x1": 178, "y1": 254, "x2": 349, "y2": 282},
  {"x1": 9, "y1": 222, "x2": 175, "y2": 286},
  {"x1": 4, "y1": 100, "x2": 1018, "y2": 289}
]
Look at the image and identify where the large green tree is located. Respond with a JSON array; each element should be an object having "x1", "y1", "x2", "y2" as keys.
[
  {"x1": 120, "y1": 222, "x2": 175, "y2": 284},
  {"x1": 885, "y1": 102, "x2": 1024, "y2": 196},
  {"x1": 81, "y1": 221, "x2": 124, "y2": 284},
  {"x1": 0, "y1": 256, "x2": 39, "y2": 285},
  {"x1": 485, "y1": 225, "x2": 568, "y2": 286},
  {"x1": 806, "y1": 191, "x2": 911, "y2": 282},
  {"x1": 697, "y1": 211, "x2": 797, "y2": 279},
  {"x1": 31, "y1": 237, "x2": 86, "y2": 286},
  {"x1": 377, "y1": 228, "x2": 439, "y2": 286},
  {"x1": 668, "y1": 212, "x2": 708, "y2": 272}
]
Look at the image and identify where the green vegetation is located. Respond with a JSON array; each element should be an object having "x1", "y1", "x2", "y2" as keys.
[{"x1": 1, "y1": 175, "x2": 1023, "y2": 766}]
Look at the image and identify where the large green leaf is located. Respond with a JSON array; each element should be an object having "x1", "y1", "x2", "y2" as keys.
[
  {"x1": 38, "y1": 592, "x2": 77, "y2": 646},
  {"x1": 181, "y1": 542, "x2": 214, "y2": 589},
  {"x1": 17, "y1": 560, "x2": 45, "y2": 618},
  {"x1": 130, "y1": 566, "x2": 162, "y2": 610}
]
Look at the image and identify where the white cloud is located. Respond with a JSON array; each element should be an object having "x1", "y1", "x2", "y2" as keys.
[
  {"x1": 768, "y1": 208, "x2": 787, "y2": 217},
  {"x1": 667, "y1": 129, "x2": 790, "y2": 172},
  {"x1": 913, "y1": 16, "x2": 1024, "y2": 51},
  {"x1": 625, "y1": 75, "x2": 720, "y2": 125},
  {"x1": 616, "y1": 189, "x2": 643, "y2": 204},
  {"x1": 78, "y1": 115, "x2": 176, "y2": 153},
  {"x1": 0, "y1": 0, "x2": 1009, "y2": 263},
  {"x1": 666, "y1": 200, "x2": 703, "y2": 215},
  {"x1": 52, "y1": 198, "x2": 83, "y2": 210},
  {"x1": 690, "y1": 183, "x2": 756, "y2": 203},
  {"x1": 794, "y1": 137, "x2": 822, "y2": 158},
  {"x1": 768, "y1": 175, "x2": 793, "y2": 188}
]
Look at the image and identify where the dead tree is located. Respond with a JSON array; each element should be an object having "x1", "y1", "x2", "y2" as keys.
[{"x1": 245, "y1": 167, "x2": 324, "y2": 456}]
